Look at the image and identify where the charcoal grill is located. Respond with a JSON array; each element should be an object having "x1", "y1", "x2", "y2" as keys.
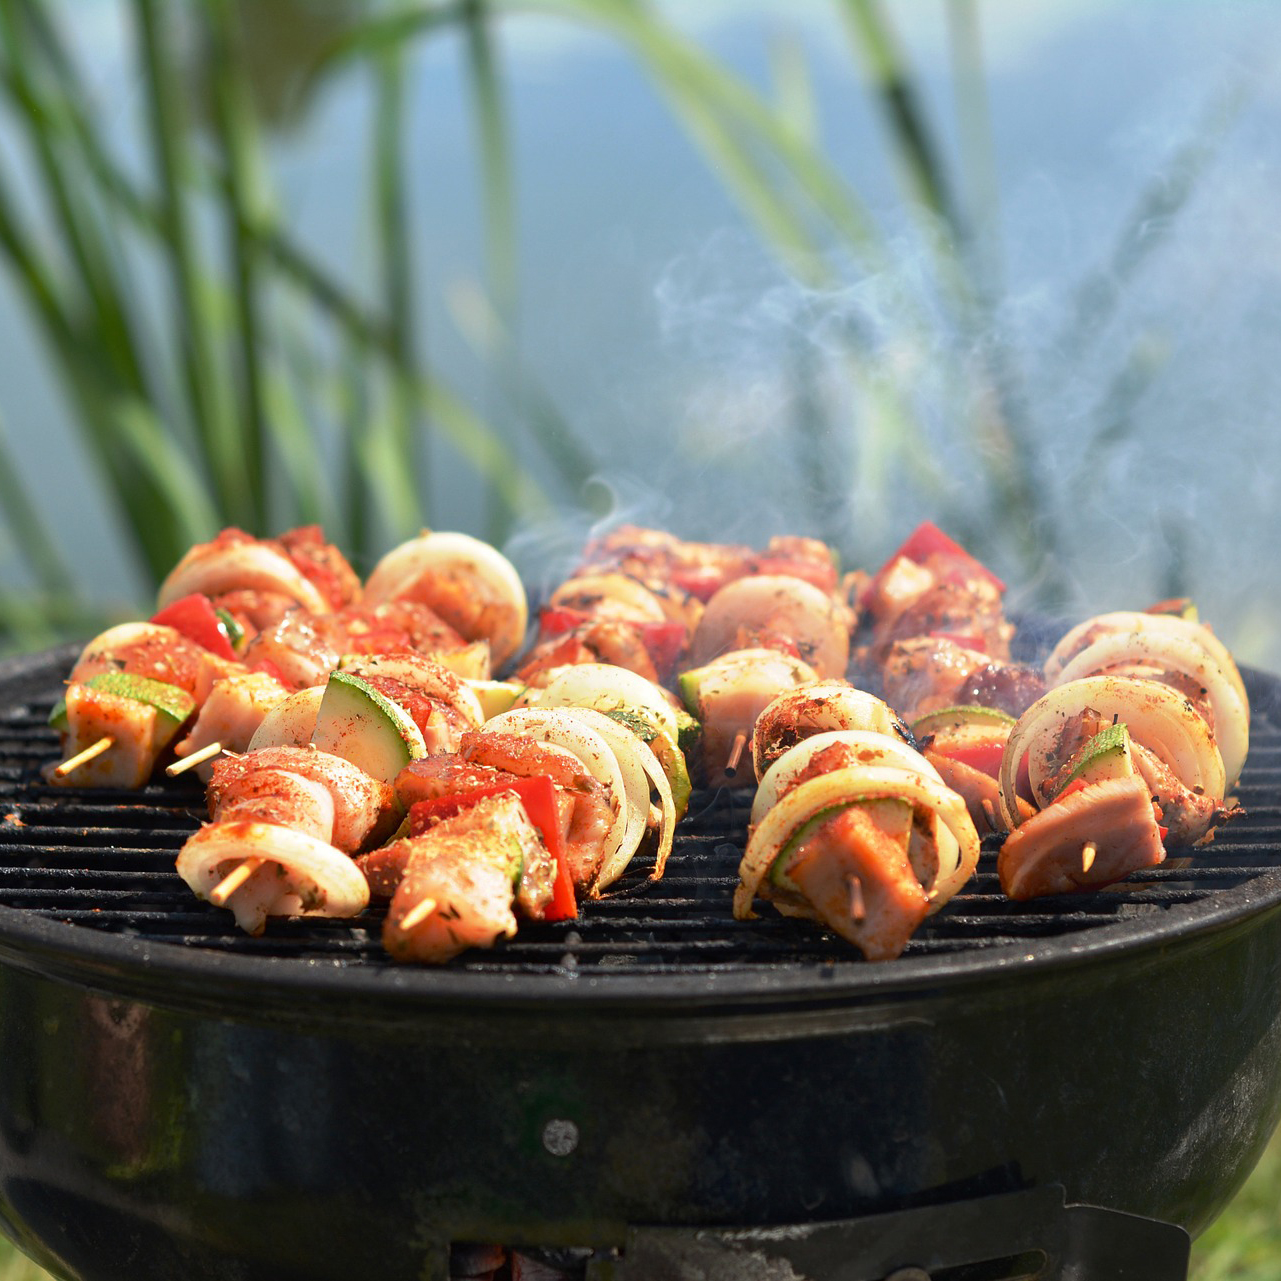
[{"x1": 2, "y1": 643, "x2": 1281, "y2": 1280}]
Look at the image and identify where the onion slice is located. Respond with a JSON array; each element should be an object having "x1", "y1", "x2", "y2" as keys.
[
  {"x1": 540, "y1": 704, "x2": 678, "y2": 887},
  {"x1": 691, "y1": 575, "x2": 850, "y2": 678},
  {"x1": 1045, "y1": 611, "x2": 1247, "y2": 707},
  {"x1": 158, "y1": 541, "x2": 329, "y2": 614},
  {"x1": 735, "y1": 764, "x2": 979, "y2": 920},
  {"x1": 751, "y1": 729, "x2": 943, "y2": 827},
  {"x1": 484, "y1": 706, "x2": 630, "y2": 889},
  {"x1": 1051, "y1": 629, "x2": 1249, "y2": 788},
  {"x1": 998, "y1": 675, "x2": 1227, "y2": 830},
  {"x1": 364, "y1": 531, "x2": 529, "y2": 670},
  {"x1": 178, "y1": 821, "x2": 369, "y2": 935},
  {"x1": 751, "y1": 681, "x2": 911, "y2": 781}
]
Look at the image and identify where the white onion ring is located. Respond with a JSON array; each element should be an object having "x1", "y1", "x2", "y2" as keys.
[
  {"x1": 1053, "y1": 629, "x2": 1248, "y2": 787},
  {"x1": 177, "y1": 821, "x2": 369, "y2": 935},
  {"x1": 998, "y1": 675, "x2": 1227, "y2": 830},
  {"x1": 363, "y1": 531, "x2": 529, "y2": 669},
  {"x1": 751, "y1": 681, "x2": 909, "y2": 781},
  {"x1": 247, "y1": 686, "x2": 326, "y2": 752},
  {"x1": 751, "y1": 729, "x2": 943, "y2": 827},
  {"x1": 1045, "y1": 611, "x2": 1247, "y2": 707},
  {"x1": 691, "y1": 574, "x2": 850, "y2": 678},
  {"x1": 484, "y1": 706, "x2": 629, "y2": 886},
  {"x1": 735, "y1": 765, "x2": 979, "y2": 919},
  {"x1": 158, "y1": 541, "x2": 328, "y2": 614},
  {"x1": 540, "y1": 705, "x2": 677, "y2": 887},
  {"x1": 532, "y1": 662, "x2": 683, "y2": 744},
  {"x1": 549, "y1": 573, "x2": 668, "y2": 623}
]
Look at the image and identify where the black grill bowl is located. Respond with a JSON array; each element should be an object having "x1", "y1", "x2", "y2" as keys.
[{"x1": 2, "y1": 645, "x2": 1281, "y2": 1280}]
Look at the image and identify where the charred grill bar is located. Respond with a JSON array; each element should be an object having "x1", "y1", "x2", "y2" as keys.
[{"x1": 1, "y1": 645, "x2": 1281, "y2": 1279}]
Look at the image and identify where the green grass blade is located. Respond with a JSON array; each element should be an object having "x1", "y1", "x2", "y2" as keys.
[
  {"x1": 0, "y1": 164, "x2": 193, "y2": 579},
  {"x1": 370, "y1": 18, "x2": 424, "y2": 538},
  {"x1": 462, "y1": 0, "x2": 517, "y2": 318},
  {"x1": 107, "y1": 396, "x2": 221, "y2": 547},
  {"x1": 838, "y1": 0, "x2": 955, "y2": 230},
  {"x1": 769, "y1": 26, "x2": 818, "y2": 147},
  {"x1": 0, "y1": 1, "x2": 149, "y2": 399},
  {"x1": 418, "y1": 373, "x2": 549, "y2": 528},
  {"x1": 947, "y1": 0, "x2": 1003, "y2": 296},
  {"x1": 204, "y1": 0, "x2": 276, "y2": 532},
  {"x1": 265, "y1": 325, "x2": 335, "y2": 531},
  {"x1": 132, "y1": 0, "x2": 244, "y2": 526}
]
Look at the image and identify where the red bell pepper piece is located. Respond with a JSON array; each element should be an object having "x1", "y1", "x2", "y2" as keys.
[
  {"x1": 636, "y1": 619, "x2": 686, "y2": 678},
  {"x1": 151, "y1": 593, "x2": 237, "y2": 661},
  {"x1": 861, "y1": 521, "x2": 1006, "y2": 608},
  {"x1": 749, "y1": 556, "x2": 838, "y2": 593},
  {"x1": 248, "y1": 657, "x2": 294, "y2": 690},
  {"x1": 538, "y1": 605, "x2": 590, "y2": 638},
  {"x1": 408, "y1": 775, "x2": 576, "y2": 921},
  {"x1": 668, "y1": 565, "x2": 729, "y2": 602},
  {"x1": 937, "y1": 738, "x2": 1006, "y2": 780}
]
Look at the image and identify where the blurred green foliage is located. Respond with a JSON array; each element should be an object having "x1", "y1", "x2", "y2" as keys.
[{"x1": 0, "y1": 0, "x2": 1249, "y2": 653}]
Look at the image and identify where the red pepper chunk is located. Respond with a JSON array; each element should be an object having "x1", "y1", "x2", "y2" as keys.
[
  {"x1": 938, "y1": 738, "x2": 1006, "y2": 779},
  {"x1": 862, "y1": 521, "x2": 1006, "y2": 609},
  {"x1": 408, "y1": 775, "x2": 577, "y2": 921},
  {"x1": 635, "y1": 619, "x2": 687, "y2": 679},
  {"x1": 151, "y1": 593, "x2": 237, "y2": 661}
]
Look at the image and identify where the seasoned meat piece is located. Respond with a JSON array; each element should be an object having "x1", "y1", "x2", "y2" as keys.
[
  {"x1": 773, "y1": 804, "x2": 930, "y2": 961},
  {"x1": 955, "y1": 662, "x2": 1047, "y2": 719},
  {"x1": 382, "y1": 793, "x2": 551, "y2": 963},
  {"x1": 460, "y1": 731, "x2": 616, "y2": 890},
  {"x1": 337, "y1": 599, "x2": 472, "y2": 659},
  {"x1": 242, "y1": 612, "x2": 345, "y2": 690},
  {"x1": 276, "y1": 524, "x2": 362, "y2": 610},
  {"x1": 1129, "y1": 742, "x2": 1235, "y2": 845},
  {"x1": 998, "y1": 776, "x2": 1166, "y2": 899},
  {"x1": 395, "y1": 754, "x2": 521, "y2": 808},
  {"x1": 209, "y1": 588, "x2": 300, "y2": 639},
  {"x1": 210, "y1": 767, "x2": 336, "y2": 843},
  {"x1": 209, "y1": 746, "x2": 398, "y2": 853},
  {"x1": 359, "y1": 674, "x2": 475, "y2": 756},
  {"x1": 880, "y1": 637, "x2": 991, "y2": 721},
  {"x1": 71, "y1": 623, "x2": 241, "y2": 702}
]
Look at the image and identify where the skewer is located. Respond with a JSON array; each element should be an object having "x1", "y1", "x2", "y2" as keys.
[
  {"x1": 1081, "y1": 842, "x2": 1097, "y2": 875},
  {"x1": 846, "y1": 873, "x2": 866, "y2": 924},
  {"x1": 980, "y1": 798, "x2": 998, "y2": 832},
  {"x1": 724, "y1": 732, "x2": 747, "y2": 777},
  {"x1": 209, "y1": 858, "x2": 263, "y2": 906},
  {"x1": 398, "y1": 897, "x2": 439, "y2": 932},
  {"x1": 166, "y1": 741, "x2": 224, "y2": 776},
  {"x1": 53, "y1": 736, "x2": 113, "y2": 776}
]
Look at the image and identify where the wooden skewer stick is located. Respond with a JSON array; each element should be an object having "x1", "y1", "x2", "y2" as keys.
[
  {"x1": 724, "y1": 732, "x2": 747, "y2": 778},
  {"x1": 846, "y1": 873, "x2": 866, "y2": 924},
  {"x1": 53, "y1": 736, "x2": 113, "y2": 776},
  {"x1": 398, "y1": 897, "x2": 439, "y2": 933},
  {"x1": 166, "y1": 741, "x2": 224, "y2": 777},
  {"x1": 1081, "y1": 842, "x2": 1097, "y2": 875},
  {"x1": 980, "y1": 798, "x2": 999, "y2": 832},
  {"x1": 209, "y1": 858, "x2": 263, "y2": 907}
]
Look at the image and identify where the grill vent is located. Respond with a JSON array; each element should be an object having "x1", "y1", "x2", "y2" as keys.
[{"x1": 2, "y1": 651, "x2": 1279, "y2": 974}]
